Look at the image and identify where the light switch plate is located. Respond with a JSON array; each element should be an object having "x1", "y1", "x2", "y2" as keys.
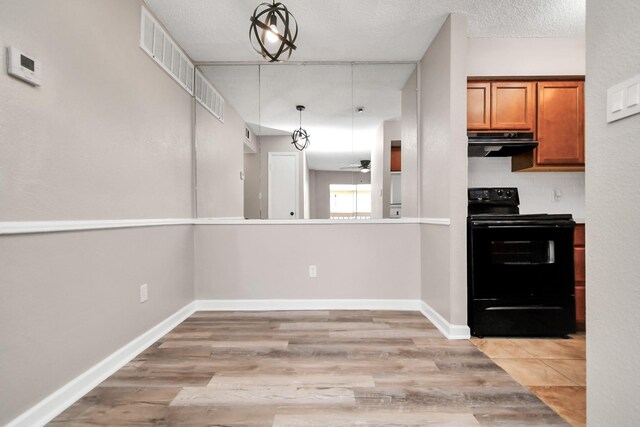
[{"x1": 607, "y1": 74, "x2": 640, "y2": 123}]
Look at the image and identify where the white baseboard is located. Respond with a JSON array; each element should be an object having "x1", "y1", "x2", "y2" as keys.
[
  {"x1": 194, "y1": 299, "x2": 469, "y2": 339},
  {"x1": 194, "y1": 299, "x2": 422, "y2": 312},
  {"x1": 6, "y1": 302, "x2": 196, "y2": 427},
  {"x1": 9, "y1": 298, "x2": 467, "y2": 426},
  {"x1": 418, "y1": 300, "x2": 470, "y2": 340}
]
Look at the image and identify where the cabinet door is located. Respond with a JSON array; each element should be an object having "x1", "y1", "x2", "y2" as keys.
[
  {"x1": 467, "y1": 83, "x2": 491, "y2": 130},
  {"x1": 390, "y1": 146, "x2": 401, "y2": 171},
  {"x1": 537, "y1": 81, "x2": 585, "y2": 165},
  {"x1": 491, "y1": 82, "x2": 536, "y2": 131},
  {"x1": 574, "y1": 224, "x2": 586, "y2": 329}
]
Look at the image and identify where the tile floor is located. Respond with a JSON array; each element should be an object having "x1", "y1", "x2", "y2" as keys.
[{"x1": 471, "y1": 334, "x2": 586, "y2": 427}]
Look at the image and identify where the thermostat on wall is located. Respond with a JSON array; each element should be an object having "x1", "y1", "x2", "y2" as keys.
[{"x1": 6, "y1": 46, "x2": 41, "y2": 86}]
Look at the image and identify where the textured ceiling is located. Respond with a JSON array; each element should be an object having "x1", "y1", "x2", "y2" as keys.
[
  {"x1": 145, "y1": 0, "x2": 585, "y2": 170},
  {"x1": 145, "y1": 0, "x2": 585, "y2": 62}
]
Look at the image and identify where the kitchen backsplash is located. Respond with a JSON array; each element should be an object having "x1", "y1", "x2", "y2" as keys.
[{"x1": 468, "y1": 157, "x2": 585, "y2": 220}]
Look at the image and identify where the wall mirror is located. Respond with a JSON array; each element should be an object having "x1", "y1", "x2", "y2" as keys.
[{"x1": 199, "y1": 63, "x2": 416, "y2": 220}]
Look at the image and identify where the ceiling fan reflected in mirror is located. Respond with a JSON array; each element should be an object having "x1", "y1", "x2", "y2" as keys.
[{"x1": 340, "y1": 160, "x2": 371, "y2": 173}]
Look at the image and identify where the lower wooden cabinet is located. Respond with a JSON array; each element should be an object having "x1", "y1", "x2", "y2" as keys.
[{"x1": 574, "y1": 224, "x2": 586, "y2": 330}]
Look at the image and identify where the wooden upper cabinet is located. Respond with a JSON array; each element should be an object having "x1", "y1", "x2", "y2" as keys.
[
  {"x1": 467, "y1": 81, "x2": 535, "y2": 132},
  {"x1": 491, "y1": 82, "x2": 536, "y2": 131},
  {"x1": 390, "y1": 146, "x2": 401, "y2": 171},
  {"x1": 467, "y1": 83, "x2": 491, "y2": 130},
  {"x1": 536, "y1": 81, "x2": 585, "y2": 166}
]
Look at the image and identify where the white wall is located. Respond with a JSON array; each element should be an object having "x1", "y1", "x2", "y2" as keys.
[
  {"x1": 302, "y1": 152, "x2": 310, "y2": 219},
  {"x1": 309, "y1": 170, "x2": 371, "y2": 219},
  {"x1": 401, "y1": 70, "x2": 419, "y2": 217},
  {"x1": 467, "y1": 37, "x2": 585, "y2": 77},
  {"x1": 383, "y1": 121, "x2": 401, "y2": 217},
  {"x1": 586, "y1": 0, "x2": 640, "y2": 424},
  {"x1": 469, "y1": 158, "x2": 585, "y2": 219},
  {"x1": 0, "y1": 1, "x2": 195, "y2": 424},
  {"x1": 371, "y1": 121, "x2": 399, "y2": 219},
  {"x1": 419, "y1": 14, "x2": 468, "y2": 327},
  {"x1": 0, "y1": 1, "x2": 194, "y2": 221},
  {"x1": 466, "y1": 37, "x2": 586, "y2": 219},
  {"x1": 370, "y1": 123, "x2": 385, "y2": 219},
  {"x1": 195, "y1": 224, "x2": 421, "y2": 300},
  {"x1": 195, "y1": 101, "x2": 244, "y2": 218},
  {"x1": 243, "y1": 151, "x2": 261, "y2": 219},
  {"x1": 0, "y1": 226, "x2": 194, "y2": 424}
]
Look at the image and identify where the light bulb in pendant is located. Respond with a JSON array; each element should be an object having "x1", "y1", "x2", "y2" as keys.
[{"x1": 266, "y1": 15, "x2": 279, "y2": 43}]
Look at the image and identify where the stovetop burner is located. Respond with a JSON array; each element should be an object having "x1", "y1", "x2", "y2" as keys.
[
  {"x1": 468, "y1": 187, "x2": 573, "y2": 223},
  {"x1": 468, "y1": 187, "x2": 520, "y2": 216}
]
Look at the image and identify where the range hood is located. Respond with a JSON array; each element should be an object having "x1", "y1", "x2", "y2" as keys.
[{"x1": 468, "y1": 132, "x2": 538, "y2": 157}]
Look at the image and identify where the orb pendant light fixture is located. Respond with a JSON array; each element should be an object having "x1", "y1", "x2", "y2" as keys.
[
  {"x1": 249, "y1": 1, "x2": 298, "y2": 62},
  {"x1": 291, "y1": 105, "x2": 310, "y2": 151}
]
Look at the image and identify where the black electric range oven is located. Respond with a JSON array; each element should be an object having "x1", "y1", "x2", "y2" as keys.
[{"x1": 467, "y1": 187, "x2": 576, "y2": 337}]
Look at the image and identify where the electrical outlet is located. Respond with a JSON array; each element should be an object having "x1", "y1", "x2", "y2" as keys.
[
  {"x1": 140, "y1": 283, "x2": 148, "y2": 303},
  {"x1": 308, "y1": 265, "x2": 318, "y2": 278},
  {"x1": 553, "y1": 189, "x2": 563, "y2": 202}
]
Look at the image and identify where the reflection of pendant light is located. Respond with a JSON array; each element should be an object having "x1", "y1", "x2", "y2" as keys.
[
  {"x1": 249, "y1": 1, "x2": 298, "y2": 62},
  {"x1": 291, "y1": 105, "x2": 310, "y2": 151}
]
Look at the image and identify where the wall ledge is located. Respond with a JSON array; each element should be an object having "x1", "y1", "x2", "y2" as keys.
[
  {"x1": 0, "y1": 219, "x2": 194, "y2": 235},
  {"x1": 195, "y1": 217, "x2": 448, "y2": 225},
  {"x1": 0, "y1": 217, "x2": 451, "y2": 235}
]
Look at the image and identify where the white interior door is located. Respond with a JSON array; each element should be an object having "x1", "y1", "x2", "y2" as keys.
[{"x1": 268, "y1": 152, "x2": 299, "y2": 219}]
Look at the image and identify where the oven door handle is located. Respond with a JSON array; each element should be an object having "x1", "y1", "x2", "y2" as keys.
[
  {"x1": 485, "y1": 306, "x2": 565, "y2": 311},
  {"x1": 474, "y1": 223, "x2": 574, "y2": 228}
]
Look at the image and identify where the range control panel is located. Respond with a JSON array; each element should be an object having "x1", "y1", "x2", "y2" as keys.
[{"x1": 468, "y1": 187, "x2": 519, "y2": 204}]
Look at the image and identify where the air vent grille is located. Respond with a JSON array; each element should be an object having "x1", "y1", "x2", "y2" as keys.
[
  {"x1": 195, "y1": 70, "x2": 225, "y2": 122},
  {"x1": 140, "y1": 7, "x2": 194, "y2": 95}
]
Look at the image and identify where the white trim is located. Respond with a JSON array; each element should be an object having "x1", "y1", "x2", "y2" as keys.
[
  {"x1": 0, "y1": 219, "x2": 193, "y2": 235},
  {"x1": 417, "y1": 217, "x2": 451, "y2": 225},
  {"x1": 0, "y1": 217, "x2": 451, "y2": 235},
  {"x1": 195, "y1": 299, "x2": 422, "y2": 312},
  {"x1": 6, "y1": 302, "x2": 196, "y2": 427},
  {"x1": 195, "y1": 217, "x2": 446, "y2": 225},
  {"x1": 418, "y1": 300, "x2": 470, "y2": 340}
]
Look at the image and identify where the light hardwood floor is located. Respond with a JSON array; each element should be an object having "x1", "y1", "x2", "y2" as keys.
[{"x1": 51, "y1": 311, "x2": 568, "y2": 426}]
